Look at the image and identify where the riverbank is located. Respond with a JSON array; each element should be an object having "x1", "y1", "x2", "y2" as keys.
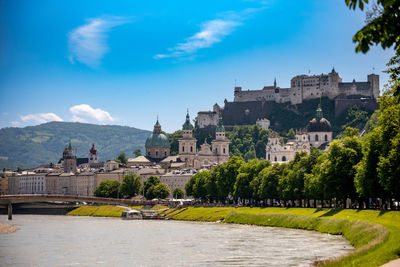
[
  {"x1": 166, "y1": 207, "x2": 400, "y2": 267},
  {"x1": 66, "y1": 205, "x2": 400, "y2": 266},
  {"x1": 0, "y1": 222, "x2": 18, "y2": 235}
]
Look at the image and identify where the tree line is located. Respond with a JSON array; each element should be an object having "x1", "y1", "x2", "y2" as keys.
[{"x1": 94, "y1": 174, "x2": 181, "y2": 200}]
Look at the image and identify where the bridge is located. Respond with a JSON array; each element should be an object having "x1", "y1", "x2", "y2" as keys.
[{"x1": 0, "y1": 194, "x2": 167, "y2": 220}]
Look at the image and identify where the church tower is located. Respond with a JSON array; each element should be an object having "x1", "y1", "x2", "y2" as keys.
[
  {"x1": 88, "y1": 143, "x2": 98, "y2": 163},
  {"x1": 212, "y1": 117, "x2": 230, "y2": 159},
  {"x1": 178, "y1": 111, "x2": 197, "y2": 155},
  {"x1": 62, "y1": 140, "x2": 77, "y2": 173}
]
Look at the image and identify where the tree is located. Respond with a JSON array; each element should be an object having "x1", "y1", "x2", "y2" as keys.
[
  {"x1": 143, "y1": 176, "x2": 161, "y2": 199},
  {"x1": 192, "y1": 171, "x2": 209, "y2": 201},
  {"x1": 167, "y1": 130, "x2": 183, "y2": 155},
  {"x1": 173, "y1": 188, "x2": 184, "y2": 199},
  {"x1": 258, "y1": 164, "x2": 283, "y2": 202},
  {"x1": 185, "y1": 176, "x2": 196, "y2": 197},
  {"x1": 215, "y1": 156, "x2": 245, "y2": 202},
  {"x1": 133, "y1": 149, "x2": 141, "y2": 157},
  {"x1": 345, "y1": 0, "x2": 400, "y2": 53},
  {"x1": 234, "y1": 159, "x2": 269, "y2": 201},
  {"x1": 153, "y1": 183, "x2": 170, "y2": 199},
  {"x1": 119, "y1": 173, "x2": 141, "y2": 198},
  {"x1": 94, "y1": 180, "x2": 120, "y2": 198},
  {"x1": 115, "y1": 152, "x2": 127, "y2": 165}
]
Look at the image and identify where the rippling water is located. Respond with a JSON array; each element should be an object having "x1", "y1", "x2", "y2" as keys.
[{"x1": 0, "y1": 215, "x2": 352, "y2": 266}]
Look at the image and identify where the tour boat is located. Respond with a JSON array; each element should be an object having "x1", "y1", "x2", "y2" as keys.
[{"x1": 121, "y1": 209, "x2": 143, "y2": 220}]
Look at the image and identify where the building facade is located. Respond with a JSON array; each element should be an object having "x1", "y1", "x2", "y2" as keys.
[{"x1": 178, "y1": 113, "x2": 230, "y2": 168}]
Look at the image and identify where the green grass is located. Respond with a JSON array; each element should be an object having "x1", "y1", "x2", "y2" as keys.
[
  {"x1": 169, "y1": 207, "x2": 400, "y2": 266},
  {"x1": 67, "y1": 205, "x2": 128, "y2": 217}
]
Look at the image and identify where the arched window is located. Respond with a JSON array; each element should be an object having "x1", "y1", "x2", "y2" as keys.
[
  {"x1": 148, "y1": 151, "x2": 151, "y2": 156},
  {"x1": 223, "y1": 148, "x2": 226, "y2": 154},
  {"x1": 282, "y1": 156, "x2": 286, "y2": 162},
  {"x1": 268, "y1": 154, "x2": 270, "y2": 160},
  {"x1": 182, "y1": 146, "x2": 185, "y2": 152},
  {"x1": 190, "y1": 146, "x2": 193, "y2": 152},
  {"x1": 164, "y1": 151, "x2": 167, "y2": 156},
  {"x1": 215, "y1": 148, "x2": 218, "y2": 153},
  {"x1": 156, "y1": 151, "x2": 158, "y2": 157},
  {"x1": 274, "y1": 156, "x2": 277, "y2": 161},
  {"x1": 315, "y1": 134, "x2": 318, "y2": 141},
  {"x1": 325, "y1": 134, "x2": 328, "y2": 141}
]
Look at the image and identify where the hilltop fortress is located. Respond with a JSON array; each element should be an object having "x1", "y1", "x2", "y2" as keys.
[{"x1": 197, "y1": 68, "x2": 379, "y2": 129}]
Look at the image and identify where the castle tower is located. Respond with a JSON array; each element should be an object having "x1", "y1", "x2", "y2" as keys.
[
  {"x1": 178, "y1": 111, "x2": 197, "y2": 155},
  {"x1": 88, "y1": 143, "x2": 98, "y2": 163},
  {"x1": 368, "y1": 73, "x2": 380, "y2": 99},
  {"x1": 212, "y1": 117, "x2": 229, "y2": 158},
  {"x1": 63, "y1": 140, "x2": 77, "y2": 173}
]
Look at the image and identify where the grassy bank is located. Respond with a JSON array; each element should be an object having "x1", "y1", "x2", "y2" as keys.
[
  {"x1": 68, "y1": 205, "x2": 132, "y2": 217},
  {"x1": 168, "y1": 207, "x2": 400, "y2": 266}
]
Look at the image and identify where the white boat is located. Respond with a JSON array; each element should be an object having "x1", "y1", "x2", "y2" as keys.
[{"x1": 121, "y1": 209, "x2": 143, "y2": 220}]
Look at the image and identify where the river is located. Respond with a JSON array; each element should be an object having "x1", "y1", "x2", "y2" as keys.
[{"x1": 0, "y1": 215, "x2": 352, "y2": 266}]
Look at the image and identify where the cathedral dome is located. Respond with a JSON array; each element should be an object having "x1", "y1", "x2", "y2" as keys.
[
  {"x1": 307, "y1": 118, "x2": 332, "y2": 132},
  {"x1": 307, "y1": 105, "x2": 332, "y2": 132},
  {"x1": 145, "y1": 133, "x2": 170, "y2": 148},
  {"x1": 145, "y1": 119, "x2": 170, "y2": 148}
]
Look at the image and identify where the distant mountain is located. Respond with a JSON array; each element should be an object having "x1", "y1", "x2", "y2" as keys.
[{"x1": 0, "y1": 122, "x2": 151, "y2": 170}]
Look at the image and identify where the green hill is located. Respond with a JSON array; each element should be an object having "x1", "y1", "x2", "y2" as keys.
[{"x1": 0, "y1": 122, "x2": 151, "y2": 170}]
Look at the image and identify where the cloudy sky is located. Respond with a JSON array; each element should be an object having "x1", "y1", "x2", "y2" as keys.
[{"x1": 0, "y1": 0, "x2": 395, "y2": 132}]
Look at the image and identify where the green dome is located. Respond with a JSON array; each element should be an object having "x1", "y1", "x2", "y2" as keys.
[
  {"x1": 182, "y1": 112, "x2": 194, "y2": 130},
  {"x1": 216, "y1": 117, "x2": 225, "y2": 132},
  {"x1": 145, "y1": 133, "x2": 170, "y2": 148}
]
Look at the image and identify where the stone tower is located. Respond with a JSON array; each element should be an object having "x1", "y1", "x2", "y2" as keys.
[
  {"x1": 63, "y1": 140, "x2": 77, "y2": 173},
  {"x1": 211, "y1": 117, "x2": 230, "y2": 158},
  {"x1": 368, "y1": 73, "x2": 380, "y2": 99},
  {"x1": 178, "y1": 111, "x2": 197, "y2": 155},
  {"x1": 88, "y1": 143, "x2": 98, "y2": 163}
]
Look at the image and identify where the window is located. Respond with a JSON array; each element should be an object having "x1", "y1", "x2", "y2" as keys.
[
  {"x1": 268, "y1": 154, "x2": 270, "y2": 160},
  {"x1": 190, "y1": 146, "x2": 193, "y2": 152},
  {"x1": 282, "y1": 156, "x2": 286, "y2": 162},
  {"x1": 223, "y1": 148, "x2": 226, "y2": 154},
  {"x1": 164, "y1": 151, "x2": 167, "y2": 156},
  {"x1": 325, "y1": 134, "x2": 328, "y2": 141},
  {"x1": 148, "y1": 151, "x2": 151, "y2": 156},
  {"x1": 182, "y1": 146, "x2": 185, "y2": 152},
  {"x1": 274, "y1": 156, "x2": 277, "y2": 161},
  {"x1": 315, "y1": 134, "x2": 318, "y2": 141}
]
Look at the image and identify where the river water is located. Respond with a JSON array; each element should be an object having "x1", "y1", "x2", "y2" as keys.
[{"x1": 0, "y1": 215, "x2": 352, "y2": 266}]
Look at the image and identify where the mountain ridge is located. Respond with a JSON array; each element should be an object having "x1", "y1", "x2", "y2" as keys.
[{"x1": 0, "y1": 121, "x2": 151, "y2": 169}]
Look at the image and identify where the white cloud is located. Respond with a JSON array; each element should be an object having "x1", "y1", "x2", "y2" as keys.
[
  {"x1": 69, "y1": 104, "x2": 114, "y2": 123},
  {"x1": 11, "y1": 121, "x2": 20, "y2": 127},
  {"x1": 154, "y1": 19, "x2": 241, "y2": 59},
  {"x1": 20, "y1": 113, "x2": 63, "y2": 124},
  {"x1": 68, "y1": 16, "x2": 129, "y2": 67}
]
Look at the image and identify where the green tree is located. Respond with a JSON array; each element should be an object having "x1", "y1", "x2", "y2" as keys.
[
  {"x1": 192, "y1": 171, "x2": 209, "y2": 200},
  {"x1": 173, "y1": 188, "x2": 184, "y2": 199},
  {"x1": 115, "y1": 152, "x2": 127, "y2": 165},
  {"x1": 133, "y1": 149, "x2": 141, "y2": 157},
  {"x1": 215, "y1": 156, "x2": 245, "y2": 202},
  {"x1": 167, "y1": 130, "x2": 183, "y2": 155},
  {"x1": 345, "y1": 0, "x2": 400, "y2": 53},
  {"x1": 185, "y1": 175, "x2": 196, "y2": 197},
  {"x1": 94, "y1": 180, "x2": 120, "y2": 198},
  {"x1": 258, "y1": 164, "x2": 284, "y2": 202},
  {"x1": 119, "y1": 173, "x2": 141, "y2": 198},
  {"x1": 234, "y1": 159, "x2": 269, "y2": 201},
  {"x1": 152, "y1": 183, "x2": 170, "y2": 199},
  {"x1": 143, "y1": 176, "x2": 161, "y2": 199}
]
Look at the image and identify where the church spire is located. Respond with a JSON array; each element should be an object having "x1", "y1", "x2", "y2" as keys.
[
  {"x1": 274, "y1": 77, "x2": 277, "y2": 88},
  {"x1": 316, "y1": 104, "x2": 323, "y2": 120}
]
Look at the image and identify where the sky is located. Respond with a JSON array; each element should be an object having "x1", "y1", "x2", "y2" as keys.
[{"x1": 0, "y1": 0, "x2": 395, "y2": 133}]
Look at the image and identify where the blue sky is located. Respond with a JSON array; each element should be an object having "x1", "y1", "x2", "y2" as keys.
[{"x1": 0, "y1": 0, "x2": 395, "y2": 133}]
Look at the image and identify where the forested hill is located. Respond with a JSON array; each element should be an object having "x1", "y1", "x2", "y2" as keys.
[{"x1": 0, "y1": 122, "x2": 151, "y2": 170}]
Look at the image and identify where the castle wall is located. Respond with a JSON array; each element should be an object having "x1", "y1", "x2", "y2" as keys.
[
  {"x1": 197, "y1": 112, "x2": 219, "y2": 128},
  {"x1": 334, "y1": 98, "x2": 379, "y2": 117}
]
